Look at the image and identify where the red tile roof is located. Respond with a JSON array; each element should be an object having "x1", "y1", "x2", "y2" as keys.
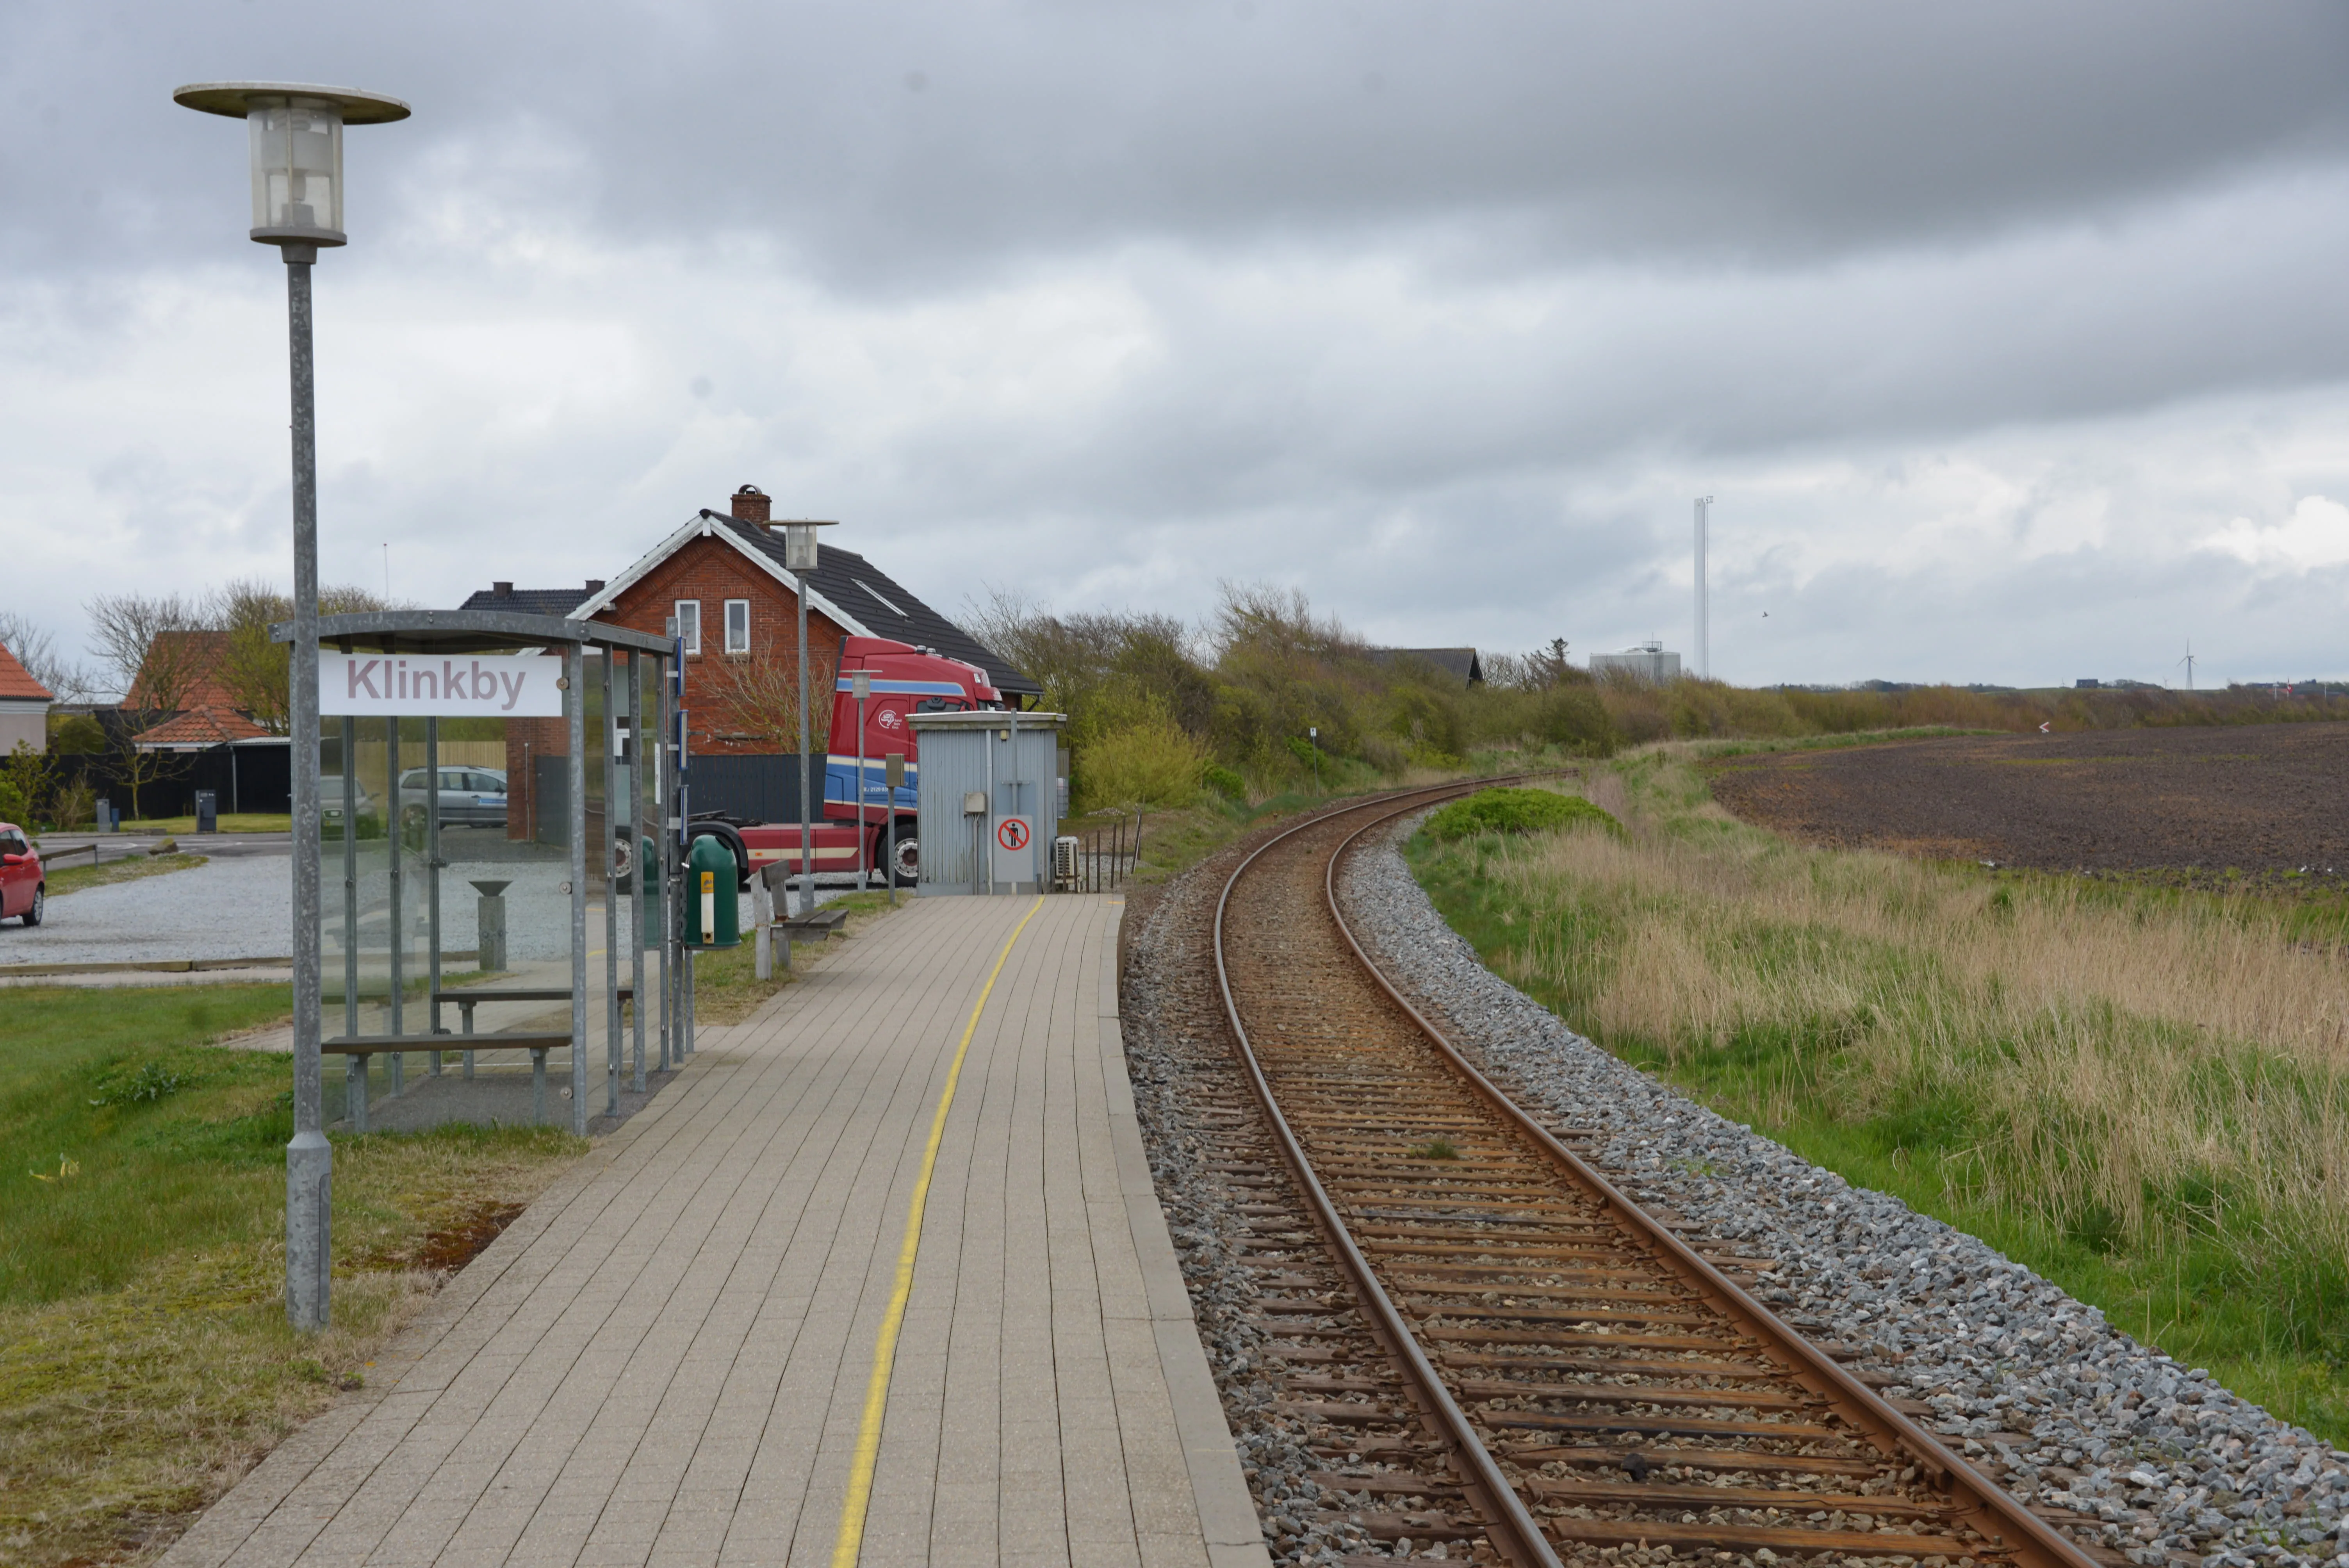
[
  {"x1": 0, "y1": 642, "x2": 51, "y2": 702},
  {"x1": 135, "y1": 706, "x2": 272, "y2": 748}
]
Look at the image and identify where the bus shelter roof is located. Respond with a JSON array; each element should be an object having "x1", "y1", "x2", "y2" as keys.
[{"x1": 271, "y1": 609, "x2": 674, "y2": 656}]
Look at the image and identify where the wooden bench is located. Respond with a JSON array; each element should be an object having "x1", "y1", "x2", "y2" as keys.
[{"x1": 326, "y1": 1030, "x2": 576, "y2": 1129}]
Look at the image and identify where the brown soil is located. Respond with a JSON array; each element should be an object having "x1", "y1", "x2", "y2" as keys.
[{"x1": 1702, "y1": 723, "x2": 2349, "y2": 873}]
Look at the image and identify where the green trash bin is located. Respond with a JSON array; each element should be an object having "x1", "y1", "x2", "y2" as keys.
[{"x1": 685, "y1": 834, "x2": 739, "y2": 948}]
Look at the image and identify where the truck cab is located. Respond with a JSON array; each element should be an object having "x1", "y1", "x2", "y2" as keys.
[{"x1": 707, "y1": 636, "x2": 1004, "y2": 888}]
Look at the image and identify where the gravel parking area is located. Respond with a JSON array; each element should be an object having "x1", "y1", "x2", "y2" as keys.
[
  {"x1": 1120, "y1": 811, "x2": 2349, "y2": 1568},
  {"x1": 0, "y1": 854, "x2": 291, "y2": 966}
]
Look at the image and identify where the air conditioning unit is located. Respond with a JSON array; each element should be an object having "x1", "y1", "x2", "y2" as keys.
[{"x1": 1052, "y1": 835, "x2": 1080, "y2": 891}]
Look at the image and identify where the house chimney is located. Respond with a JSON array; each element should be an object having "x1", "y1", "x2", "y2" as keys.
[
  {"x1": 493, "y1": 581, "x2": 513, "y2": 598},
  {"x1": 584, "y1": 579, "x2": 606, "y2": 593},
  {"x1": 730, "y1": 484, "x2": 772, "y2": 526}
]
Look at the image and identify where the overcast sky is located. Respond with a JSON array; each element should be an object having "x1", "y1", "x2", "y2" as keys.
[{"x1": 6, "y1": 1, "x2": 2349, "y2": 690}]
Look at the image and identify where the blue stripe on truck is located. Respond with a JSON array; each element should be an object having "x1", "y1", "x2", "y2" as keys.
[
  {"x1": 834, "y1": 678, "x2": 968, "y2": 695},
  {"x1": 825, "y1": 757, "x2": 917, "y2": 811}
]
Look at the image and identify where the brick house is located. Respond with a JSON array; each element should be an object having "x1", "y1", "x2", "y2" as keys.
[
  {"x1": 0, "y1": 642, "x2": 52, "y2": 755},
  {"x1": 462, "y1": 485, "x2": 1037, "y2": 835}
]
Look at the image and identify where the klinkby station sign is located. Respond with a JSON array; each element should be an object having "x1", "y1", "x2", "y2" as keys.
[{"x1": 320, "y1": 652, "x2": 565, "y2": 716}]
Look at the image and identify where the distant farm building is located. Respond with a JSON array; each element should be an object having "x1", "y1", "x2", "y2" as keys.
[{"x1": 1589, "y1": 642, "x2": 1682, "y2": 683}]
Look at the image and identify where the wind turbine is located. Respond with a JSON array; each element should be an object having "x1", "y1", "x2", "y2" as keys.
[{"x1": 2176, "y1": 640, "x2": 2196, "y2": 691}]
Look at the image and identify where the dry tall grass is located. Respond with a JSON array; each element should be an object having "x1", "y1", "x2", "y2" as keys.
[{"x1": 1477, "y1": 757, "x2": 2349, "y2": 1301}]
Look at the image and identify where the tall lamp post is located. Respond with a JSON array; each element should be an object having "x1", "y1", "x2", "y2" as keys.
[
  {"x1": 173, "y1": 81, "x2": 410, "y2": 1332},
  {"x1": 779, "y1": 519, "x2": 836, "y2": 917}
]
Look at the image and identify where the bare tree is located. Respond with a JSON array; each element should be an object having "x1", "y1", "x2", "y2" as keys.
[
  {"x1": 699, "y1": 643, "x2": 840, "y2": 753},
  {"x1": 206, "y1": 580, "x2": 403, "y2": 735},
  {"x1": 0, "y1": 610, "x2": 97, "y2": 702},
  {"x1": 86, "y1": 592, "x2": 208, "y2": 711}
]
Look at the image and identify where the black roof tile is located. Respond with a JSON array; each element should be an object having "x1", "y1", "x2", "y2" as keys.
[
  {"x1": 706, "y1": 514, "x2": 1040, "y2": 698},
  {"x1": 456, "y1": 586, "x2": 595, "y2": 617}
]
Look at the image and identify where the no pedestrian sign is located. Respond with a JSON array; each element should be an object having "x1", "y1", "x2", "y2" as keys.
[{"x1": 992, "y1": 814, "x2": 1035, "y2": 884}]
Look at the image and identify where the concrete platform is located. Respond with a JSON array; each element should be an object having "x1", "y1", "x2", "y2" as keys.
[{"x1": 159, "y1": 894, "x2": 1268, "y2": 1568}]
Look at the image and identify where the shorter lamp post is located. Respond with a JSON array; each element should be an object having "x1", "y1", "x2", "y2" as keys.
[
  {"x1": 172, "y1": 79, "x2": 409, "y2": 1335},
  {"x1": 852, "y1": 669, "x2": 871, "y2": 893},
  {"x1": 779, "y1": 519, "x2": 837, "y2": 917}
]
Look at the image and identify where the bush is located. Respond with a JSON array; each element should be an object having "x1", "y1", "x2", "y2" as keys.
[
  {"x1": 1422, "y1": 786, "x2": 1620, "y2": 842},
  {"x1": 1077, "y1": 711, "x2": 1207, "y2": 812},
  {"x1": 1533, "y1": 688, "x2": 1619, "y2": 755},
  {"x1": 1203, "y1": 763, "x2": 1247, "y2": 802},
  {"x1": 0, "y1": 742, "x2": 48, "y2": 828}
]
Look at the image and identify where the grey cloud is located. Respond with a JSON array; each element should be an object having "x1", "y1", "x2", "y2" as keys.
[{"x1": 5, "y1": 1, "x2": 2347, "y2": 280}]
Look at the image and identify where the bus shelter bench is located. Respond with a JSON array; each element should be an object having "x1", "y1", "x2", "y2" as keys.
[
  {"x1": 432, "y1": 987, "x2": 637, "y2": 1069},
  {"x1": 325, "y1": 1030, "x2": 576, "y2": 1129}
]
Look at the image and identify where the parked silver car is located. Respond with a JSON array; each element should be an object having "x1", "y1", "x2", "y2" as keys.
[
  {"x1": 319, "y1": 777, "x2": 378, "y2": 829},
  {"x1": 397, "y1": 766, "x2": 509, "y2": 830}
]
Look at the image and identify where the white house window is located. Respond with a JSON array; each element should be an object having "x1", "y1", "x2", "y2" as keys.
[
  {"x1": 675, "y1": 599, "x2": 701, "y2": 655},
  {"x1": 725, "y1": 599, "x2": 751, "y2": 655}
]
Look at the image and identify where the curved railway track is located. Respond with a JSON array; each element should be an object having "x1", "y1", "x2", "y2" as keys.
[{"x1": 1205, "y1": 781, "x2": 2102, "y2": 1568}]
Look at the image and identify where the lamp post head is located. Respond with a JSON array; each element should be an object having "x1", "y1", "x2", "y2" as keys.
[
  {"x1": 779, "y1": 519, "x2": 838, "y2": 574},
  {"x1": 173, "y1": 82, "x2": 410, "y2": 248}
]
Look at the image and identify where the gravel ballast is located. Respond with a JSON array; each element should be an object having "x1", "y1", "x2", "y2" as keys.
[{"x1": 1120, "y1": 809, "x2": 2349, "y2": 1568}]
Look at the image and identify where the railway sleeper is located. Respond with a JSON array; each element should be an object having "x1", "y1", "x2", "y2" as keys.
[
  {"x1": 1538, "y1": 1514, "x2": 1995, "y2": 1561},
  {"x1": 1500, "y1": 1443, "x2": 1891, "y2": 1480},
  {"x1": 1480, "y1": 1409, "x2": 1849, "y2": 1442},
  {"x1": 1519, "y1": 1476, "x2": 1952, "y2": 1520},
  {"x1": 1439, "y1": 1354, "x2": 1785, "y2": 1380},
  {"x1": 1454, "y1": 1382, "x2": 1817, "y2": 1413}
]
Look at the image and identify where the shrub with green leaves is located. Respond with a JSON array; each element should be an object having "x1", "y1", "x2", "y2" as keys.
[
  {"x1": 1076, "y1": 707, "x2": 1207, "y2": 812},
  {"x1": 1203, "y1": 763, "x2": 1246, "y2": 801},
  {"x1": 1422, "y1": 786, "x2": 1618, "y2": 842}
]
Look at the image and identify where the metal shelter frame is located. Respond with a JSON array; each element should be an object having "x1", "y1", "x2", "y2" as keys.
[{"x1": 271, "y1": 609, "x2": 686, "y2": 1327}]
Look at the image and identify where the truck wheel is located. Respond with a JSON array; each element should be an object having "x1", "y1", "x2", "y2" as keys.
[{"x1": 889, "y1": 835, "x2": 919, "y2": 887}]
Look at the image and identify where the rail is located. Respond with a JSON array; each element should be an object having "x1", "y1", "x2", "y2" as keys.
[{"x1": 1208, "y1": 781, "x2": 2103, "y2": 1568}]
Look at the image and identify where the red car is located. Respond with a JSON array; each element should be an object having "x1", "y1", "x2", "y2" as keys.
[{"x1": 0, "y1": 823, "x2": 42, "y2": 926}]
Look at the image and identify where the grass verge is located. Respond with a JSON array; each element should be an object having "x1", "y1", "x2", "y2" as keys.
[
  {"x1": 1406, "y1": 744, "x2": 2349, "y2": 1444},
  {"x1": 114, "y1": 814, "x2": 292, "y2": 835},
  {"x1": 1070, "y1": 741, "x2": 1592, "y2": 892},
  {"x1": 41, "y1": 851, "x2": 209, "y2": 899},
  {"x1": 0, "y1": 984, "x2": 584, "y2": 1568}
]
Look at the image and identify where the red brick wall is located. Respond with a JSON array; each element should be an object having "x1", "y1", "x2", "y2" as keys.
[{"x1": 597, "y1": 531, "x2": 848, "y2": 756}]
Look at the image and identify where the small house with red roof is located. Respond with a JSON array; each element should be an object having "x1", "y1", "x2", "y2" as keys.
[
  {"x1": 123, "y1": 630, "x2": 275, "y2": 750},
  {"x1": 0, "y1": 642, "x2": 52, "y2": 755}
]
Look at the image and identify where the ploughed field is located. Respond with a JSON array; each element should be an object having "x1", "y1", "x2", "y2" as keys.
[{"x1": 1704, "y1": 722, "x2": 2349, "y2": 871}]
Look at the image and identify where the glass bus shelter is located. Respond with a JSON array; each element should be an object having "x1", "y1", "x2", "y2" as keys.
[{"x1": 291, "y1": 609, "x2": 686, "y2": 1137}]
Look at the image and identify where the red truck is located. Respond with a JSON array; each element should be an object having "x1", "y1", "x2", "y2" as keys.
[{"x1": 684, "y1": 635, "x2": 1005, "y2": 889}]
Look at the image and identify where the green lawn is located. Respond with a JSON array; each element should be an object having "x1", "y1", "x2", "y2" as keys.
[
  {"x1": 116, "y1": 813, "x2": 292, "y2": 835},
  {"x1": 40, "y1": 850, "x2": 209, "y2": 900},
  {"x1": 0, "y1": 984, "x2": 583, "y2": 1568}
]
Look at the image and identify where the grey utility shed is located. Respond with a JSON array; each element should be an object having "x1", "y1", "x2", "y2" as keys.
[{"x1": 909, "y1": 709, "x2": 1066, "y2": 894}]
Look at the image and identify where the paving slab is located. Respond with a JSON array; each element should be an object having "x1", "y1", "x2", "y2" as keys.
[{"x1": 160, "y1": 894, "x2": 1267, "y2": 1568}]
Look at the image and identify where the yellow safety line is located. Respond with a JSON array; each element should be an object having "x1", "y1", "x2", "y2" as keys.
[{"x1": 830, "y1": 896, "x2": 1045, "y2": 1568}]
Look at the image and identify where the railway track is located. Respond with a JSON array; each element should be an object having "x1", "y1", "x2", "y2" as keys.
[{"x1": 1204, "y1": 781, "x2": 2103, "y2": 1568}]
